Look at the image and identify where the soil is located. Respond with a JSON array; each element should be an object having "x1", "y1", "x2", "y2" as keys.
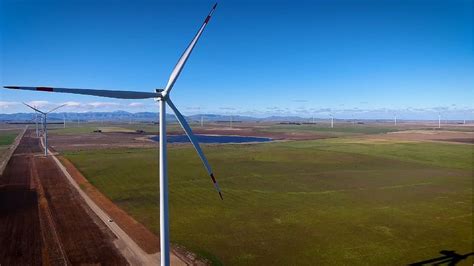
[
  {"x1": 381, "y1": 130, "x2": 474, "y2": 144},
  {"x1": 435, "y1": 138, "x2": 474, "y2": 144},
  {"x1": 0, "y1": 131, "x2": 128, "y2": 265}
]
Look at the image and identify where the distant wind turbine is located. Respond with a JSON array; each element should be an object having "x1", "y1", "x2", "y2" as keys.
[
  {"x1": 5, "y1": 4, "x2": 221, "y2": 266},
  {"x1": 23, "y1": 103, "x2": 66, "y2": 156},
  {"x1": 33, "y1": 106, "x2": 40, "y2": 137},
  {"x1": 330, "y1": 113, "x2": 334, "y2": 128},
  {"x1": 438, "y1": 113, "x2": 441, "y2": 129}
]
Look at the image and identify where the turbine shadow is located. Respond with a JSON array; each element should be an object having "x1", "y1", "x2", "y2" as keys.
[{"x1": 409, "y1": 250, "x2": 474, "y2": 266}]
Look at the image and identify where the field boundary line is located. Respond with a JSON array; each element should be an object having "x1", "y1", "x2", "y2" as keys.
[{"x1": 0, "y1": 126, "x2": 27, "y2": 176}]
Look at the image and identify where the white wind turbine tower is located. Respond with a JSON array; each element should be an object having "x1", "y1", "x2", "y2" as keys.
[
  {"x1": 394, "y1": 113, "x2": 397, "y2": 126},
  {"x1": 33, "y1": 106, "x2": 40, "y2": 137},
  {"x1": 330, "y1": 113, "x2": 334, "y2": 128},
  {"x1": 23, "y1": 103, "x2": 66, "y2": 156},
  {"x1": 5, "y1": 4, "x2": 221, "y2": 266},
  {"x1": 196, "y1": 106, "x2": 204, "y2": 127},
  {"x1": 29, "y1": 110, "x2": 40, "y2": 137},
  {"x1": 438, "y1": 113, "x2": 441, "y2": 129}
]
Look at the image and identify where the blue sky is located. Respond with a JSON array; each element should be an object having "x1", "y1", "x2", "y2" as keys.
[{"x1": 1, "y1": 0, "x2": 473, "y2": 119}]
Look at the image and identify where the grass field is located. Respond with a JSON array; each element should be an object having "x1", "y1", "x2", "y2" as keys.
[
  {"x1": 0, "y1": 132, "x2": 18, "y2": 146},
  {"x1": 0, "y1": 130, "x2": 21, "y2": 166},
  {"x1": 63, "y1": 133, "x2": 473, "y2": 265},
  {"x1": 0, "y1": 130, "x2": 20, "y2": 157}
]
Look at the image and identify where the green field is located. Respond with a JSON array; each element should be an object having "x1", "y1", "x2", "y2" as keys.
[
  {"x1": 64, "y1": 136, "x2": 473, "y2": 265},
  {"x1": 0, "y1": 132, "x2": 18, "y2": 146},
  {"x1": 0, "y1": 130, "x2": 20, "y2": 164}
]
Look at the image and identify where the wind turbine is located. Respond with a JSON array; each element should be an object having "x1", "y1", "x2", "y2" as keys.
[
  {"x1": 5, "y1": 4, "x2": 221, "y2": 266},
  {"x1": 330, "y1": 113, "x2": 334, "y2": 128},
  {"x1": 438, "y1": 113, "x2": 441, "y2": 129},
  {"x1": 28, "y1": 110, "x2": 40, "y2": 137},
  {"x1": 23, "y1": 103, "x2": 66, "y2": 156},
  {"x1": 33, "y1": 106, "x2": 40, "y2": 137}
]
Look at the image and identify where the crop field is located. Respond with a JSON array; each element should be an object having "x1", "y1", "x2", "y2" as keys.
[
  {"x1": 63, "y1": 128, "x2": 473, "y2": 265},
  {"x1": 0, "y1": 131, "x2": 19, "y2": 146},
  {"x1": 0, "y1": 129, "x2": 21, "y2": 161}
]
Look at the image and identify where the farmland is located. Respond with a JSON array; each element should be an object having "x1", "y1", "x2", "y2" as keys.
[
  {"x1": 0, "y1": 132, "x2": 17, "y2": 146},
  {"x1": 0, "y1": 128, "x2": 21, "y2": 166},
  {"x1": 0, "y1": 131, "x2": 128, "y2": 264},
  {"x1": 61, "y1": 125, "x2": 474, "y2": 265}
]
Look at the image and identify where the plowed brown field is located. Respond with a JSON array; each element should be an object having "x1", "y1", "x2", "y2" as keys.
[{"x1": 0, "y1": 131, "x2": 127, "y2": 265}]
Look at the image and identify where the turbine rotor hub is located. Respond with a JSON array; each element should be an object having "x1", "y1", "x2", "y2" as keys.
[{"x1": 155, "y1": 89, "x2": 167, "y2": 100}]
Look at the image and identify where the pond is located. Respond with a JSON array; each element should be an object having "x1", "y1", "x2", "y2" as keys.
[{"x1": 150, "y1": 134, "x2": 272, "y2": 144}]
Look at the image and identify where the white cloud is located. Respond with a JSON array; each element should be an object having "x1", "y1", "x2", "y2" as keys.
[
  {"x1": 27, "y1": 100, "x2": 50, "y2": 108},
  {"x1": 63, "y1": 101, "x2": 81, "y2": 107},
  {"x1": 128, "y1": 102, "x2": 144, "y2": 108},
  {"x1": 86, "y1": 102, "x2": 120, "y2": 108},
  {"x1": 0, "y1": 101, "x2": 19, "y2": 109}
]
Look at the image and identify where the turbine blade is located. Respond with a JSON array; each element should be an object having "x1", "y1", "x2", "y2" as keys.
[
  {"x1": 166, "y1": 98, "x2": 223, "y2": 200},
  {"x1": 5, "y1": 86, "x2": 157, "y2": 99},
  {"x1": 23, "y1": 102, "x2": 46, "y2": 114},
  {"x1": 163, "y1": 3, "x2": 217, "y2": 95},
  {"x1": 46, "y1": 104, "x2": 67, "y2": 114}
]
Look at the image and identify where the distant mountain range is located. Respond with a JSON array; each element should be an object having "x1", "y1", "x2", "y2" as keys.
[
  {"x1": 0, "y1": 111, "x2": 319, "y2": 123},
  {"x1": 1, "y1": 111, "x2": 456, "y2": 123}
]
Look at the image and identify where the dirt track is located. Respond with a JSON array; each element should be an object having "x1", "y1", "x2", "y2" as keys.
[
  {"x1": 0, "y1": 131, "x2": 127, "y2": 265},
  {"x1": 380, "y1": 130, "x2": 474, "y2": 144}
]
